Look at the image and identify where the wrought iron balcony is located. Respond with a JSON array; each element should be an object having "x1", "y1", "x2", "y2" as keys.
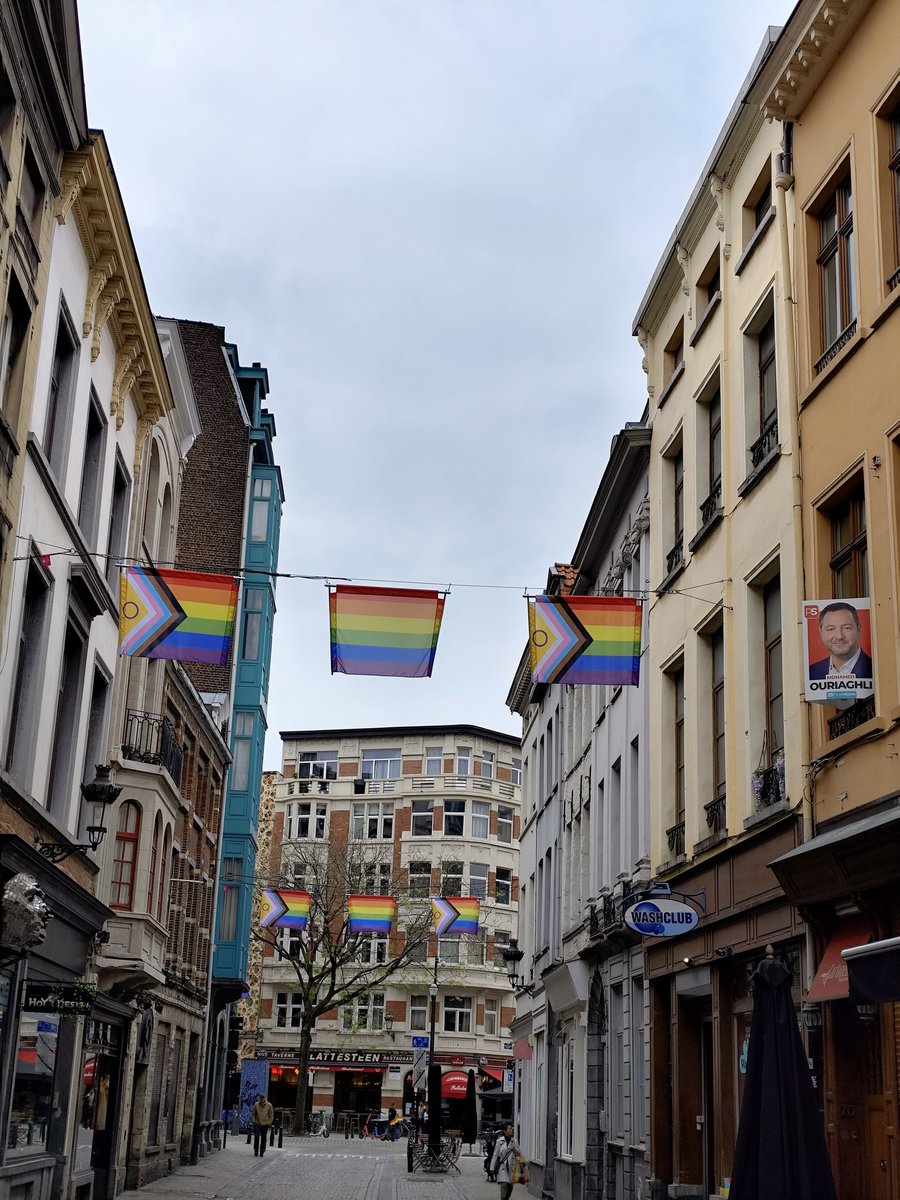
[
  {"x1": 753, "y1": 765, "x2": 782, "y2": 808},
  {"x1": 665, "y1": 539, "x2": 685, "y2": 578},
  {"x1": 889, "y1": 267, "x2": 900, "y2": 293},
  {"x1": 666, "y1": 821, "x2": 685, "y2": 857},
  {"x1": 122, "y1": 709, "x2": 184, "y2": 782},
  {"x1": 750, "y1": 418, "x2": 779, "y2": 469},
  {"x1": 704, "y1": 795, "x2": 726, "y2": 833},
  {"x1": 815, "y1": 319, "x2": 857, "y2": 374},
  {"x1": 828, "y1": 695, "x2": 876, "y2": 740},
  {"x1": 699, "y1": 481, "x2": 722, "y2": 527}
]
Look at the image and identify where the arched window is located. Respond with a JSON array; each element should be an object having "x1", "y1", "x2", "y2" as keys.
[
  {"x1": 111, "y1": 801, "x2": 141, "y2": 910},
  {"x1": 157, "y1": 826, "x2": 172, "y2": 923},
  {"x1": 147, "y1": 814, "x2": 161, "y2": 913}
]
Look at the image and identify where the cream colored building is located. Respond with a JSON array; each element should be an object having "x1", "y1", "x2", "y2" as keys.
[
  {"x1": 631, "y1": 33, "x2": 809, "y2": 1200},
  {"x1": 749, "y1": 3, "x2": 900, "y2": 1197}
]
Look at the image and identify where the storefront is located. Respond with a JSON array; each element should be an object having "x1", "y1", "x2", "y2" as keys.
[{"x1": 0, "y1": 835, "x2": 112, "y2": 1200}]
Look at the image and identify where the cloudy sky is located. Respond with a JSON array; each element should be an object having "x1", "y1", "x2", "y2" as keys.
[{"x1": 78, "y1": 1, "x2": 794, "y2": 766}]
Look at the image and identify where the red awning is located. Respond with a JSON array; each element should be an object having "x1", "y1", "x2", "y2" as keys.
[
  {"x1": 479, "y1": 1066, "x2": 503, "y2": 1087},
  {"x1": 513, "y1": 1038, "x2": 532, "y2": 1060},
  {"x1": 807, "y1": 917, "x2": 872, "y2": 1002},
  {"x1": 441, "y1": 1070, "x2": 469, "y2": 1098}
]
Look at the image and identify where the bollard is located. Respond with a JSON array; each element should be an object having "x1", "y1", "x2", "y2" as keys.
[
  {"x1": 246, "y1": 1124, "x2": 252, "y2": 1145},
  {"x1": 278, "y1": 1123, "x2": 283, "y2": 1149},
  {"x1": 269, "y1": 1125, "x2": 275, "y2": 1147}
]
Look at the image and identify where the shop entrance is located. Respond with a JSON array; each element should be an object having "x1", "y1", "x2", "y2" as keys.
[
  {"x1": 830, "y1": 1000, "x2": 893, "y2": 1200},
  {"x1": 334, "y1": 1070, "x2": 382, "y2": 1116}
]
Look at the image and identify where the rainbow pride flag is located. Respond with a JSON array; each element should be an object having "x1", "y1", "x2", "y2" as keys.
[
  {"x1": 347, "y1": 895, "x2": 397, "y2": 934},
  {"x1": 529, "y1": 595, "x2": 642, "y2": 686},
  {"x1": 259, "y1": 888, "x2": 311, "y2": 930},
  {"x1": 119, "y1": 566, "x2": 239, "y2": 666},
  {"x1": 433, "y1": 896, "x2": 481, "y2": 936},
  {"x1": 329, "y1": 586, "x2": 445, "y2": 678}
]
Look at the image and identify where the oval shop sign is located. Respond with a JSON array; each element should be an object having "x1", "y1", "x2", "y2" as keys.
[{"x1": 624, "y1": 897, "x2": 700, "y2": 937}]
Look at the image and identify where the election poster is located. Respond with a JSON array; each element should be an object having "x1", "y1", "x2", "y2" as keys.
[{"x1": 803, "y1": 598, "x2": 873, "y2": 708}]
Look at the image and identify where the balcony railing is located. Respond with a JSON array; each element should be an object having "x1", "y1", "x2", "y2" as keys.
[
  {"x1": 699, "y1": 480, "x2": 722, "y2": 527},
  {"x1": 589, "y1": 894, "x2": 620, "y2": 938},
  {"x1": 288, "y1": 779, "x2": 332, "y2": 795},
  {"x1": 666, "y1": 821, "x2": 685, "y2": 857},
  {"x1": 815, "y1": 319, "x2": 857, "y2": 374},
  {"x1": 828, "y1": 695, "x2": 876, "y2": 740},
  {"x1": 665, "y1": 539, "x2": 684, "y2": 578},
  {"x1": 704, "y1": 795, "x2": 726, "y2": 833},
  {"x1": 122, "y1": 709, "x2": 183, "y2": 782},
  {"x1": 753, "y1": 765, "x2": 782, "y2": 809},
  {"x1": 286, "y1": 774, "x2": 517, "y2": 801},
  {"x1": 888, "y1": 266, "x2": 900, "y2": 293},
  {"x1": 750, "y1": 418, "x2": 779, "y2": 469}
]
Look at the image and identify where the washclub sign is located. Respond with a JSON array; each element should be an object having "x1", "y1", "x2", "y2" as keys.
[{"x1": 624, "y1": 892, "x2": 700, "y2": 938}]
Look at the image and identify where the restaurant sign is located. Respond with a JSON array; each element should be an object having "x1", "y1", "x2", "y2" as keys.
[
  {"x1": 258, "y1": 1046, "x2": 413, "y2": 1066},
  {"x1": 22, "y1": 982, "x2": 97, "y2": 1016}
]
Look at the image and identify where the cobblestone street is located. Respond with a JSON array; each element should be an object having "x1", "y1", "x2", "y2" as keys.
[{"x1": 114, "y1": 1139, "x2": 500, "y2": 1200}]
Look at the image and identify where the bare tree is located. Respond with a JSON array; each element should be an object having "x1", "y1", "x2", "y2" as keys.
[{"x1": 252, "y1": 829, "x2": 436, "y2": 1133}]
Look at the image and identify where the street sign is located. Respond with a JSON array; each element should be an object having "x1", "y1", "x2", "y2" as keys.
[
  {"x1": 624, "y1": 897, "x2": 700, "y2": 937},
  {"x1": 502, "y1": 1069, "x2": 515, "y2": 1094},
  {"x1": 411, "y1": 1036, "x2": 430, "y2": 1048},
  {"x1": 412, "y1": 1048, "x2": 428, "y2": 1093}
]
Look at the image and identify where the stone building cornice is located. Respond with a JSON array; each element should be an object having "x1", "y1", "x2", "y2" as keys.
[
  {"x1": 747, "y1": 0, "x2": 873, "y2": 121},
  {"x1": 55, "y1": 130, "x2": 174, "y2": 430}
]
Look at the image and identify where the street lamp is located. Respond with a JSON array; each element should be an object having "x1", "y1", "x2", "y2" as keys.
[
  {"x1": 37, "y1": 765, "x2": 122, "y2": 863},
  {"x1": 384, "y1": 1010, "x2": 395, "y2": 1041},
  {"x1": 502, "y1": 938, "x2": 535, "y2": 996}
]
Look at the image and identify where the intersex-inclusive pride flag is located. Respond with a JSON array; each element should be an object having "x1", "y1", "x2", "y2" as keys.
[
  {"x1": 528, "y1": 594, "x2": 642, "y2": 687},
  {"x1": 119, "y1": 566, "x2": 239, "y2": 666},
  {"x1": 259, "y1": 889, "x2": 311, "y2": 930},
  {"x1": 329, "y1": 585, "x2": 446, "y2": 678},
  {"x1": 432, "y1": 896, "x2": 481, "y2": 936},
  {"x1": 347, "y1": 895, "x2": 397, "y2": 934}
]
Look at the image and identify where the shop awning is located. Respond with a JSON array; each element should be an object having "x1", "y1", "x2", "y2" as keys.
[
  {"x1": 479, "y1": 1066, "x2": 503, "y2": 1088},
  {"x1": 768, "y1": 807, "x2": 900, "y2": 905},
  {"x1": 843, "y1": 936, "x2": 900, "y2": 1004},
  {"x1": 513, "y1": 1038, "x2": 532, "y2": 1060},
  {"x1": 441, "y1": 1070, "x2": 469, "y2": 1098},
  {"x1": 806, "y1": 917, "x2": 872, "y2": 1002}
]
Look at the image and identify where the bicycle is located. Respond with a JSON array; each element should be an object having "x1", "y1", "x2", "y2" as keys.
[{"x1": 305, "y1": 1111, "x2": 331, "y2": 1137}]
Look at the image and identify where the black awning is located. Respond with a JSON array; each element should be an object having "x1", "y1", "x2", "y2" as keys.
[{"x1": 844, "y1": 937, "x2": 900, "y2": 1004}]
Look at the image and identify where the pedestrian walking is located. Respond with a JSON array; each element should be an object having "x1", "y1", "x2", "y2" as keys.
[
  {"x1": 251, "y1": 1094, "x2": 275, "y2": 1156},
  {"x1": 490, "y1": 1124, "x2": 520, "y2": 1200}
]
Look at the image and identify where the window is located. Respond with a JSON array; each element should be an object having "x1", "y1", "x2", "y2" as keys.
[
  {"x1": 695, "y1": 251, "x2": 721, "y2": 329},
  {"x1": 408, "y1": 938, "x2": 428, "y2": 964},
  {"x1": 493, "y1": 929, "x2": 510, "y2": 968},
  {"x1": 276, "y1": 927, "x2": 304, "y2": 959},
  {"x1": 469, "y1": 863, "x2": 489, "y2": 899},
  {"x1": 219, "y1": 858, "x2": 242, "y2": 941},
  {"x1": 830, "y1": 486, "x2": 867, "y2": 597},
  {"x1": 471, "y1": 801, "x2": 490, "y2": 839},
  {"x1": 285, "y1": 801, "x2": 327, "y2": 840},
  {"x1": 439, "y1": 935, "x2": 460, "y2": 964},
  {"x1": 111, "y1": 802, "x2": 141, "y2": 909},
  {"x1": 466, "y1": 931, "x2": 486, "y2": 965},
  {"x1": 708, "y1": 389, "x2": 722, "y2": 496},
  {"x1": 557, "y1": 1019, "x2": 576, "y2": 1158},
  {"x1": 455, "y1": 746, "x2": 471, "y2": 776},
  {"x1": 409, "y1": 860, "x2": 432, "y2": 898},
  {"x1": 754, "y1": 180, "x2": 773, "y2": 228},
  {"x1": 44, "y1": 302, "x2": 79, "y2": 477},
  {"x1": 7, "y1": 1012, "x2": 60, "y2": 1157},
  {"x1": 5, "y1": 557, "x2": 51, "y2": 780},
  {"x1": 673, "y1": 668, "x2": 685, "y2": 828},
  {"x1": 441, "y1": 861, "x2": 463, "y2": 897},
  {"x1": 46, "y1": 603, "x2": 89, "y2": 820},
  {"x1": 673, "y1": 448, "x2": 684, "y2": 552},
  {"x1": 764, "y1": 578, "x2": 784, "y2": 762},
  {"x1": 610, "y1": 984, "x2": 625, "y2": 1137},
  {"x1": 758, "y1": 316, "x2": 777, "y2": 439},
  {"x1": 231, "y1": 711, "x2": 255, "y2": 792},
  {"x1": 711, "y1": 628, "x2": 726, "y2": 800},
  {"x1": 351, "y1": 862, "x2": 391, "y2": 896},
  {"x1": 361, "y1": 748, "x2": 401, "y2": 780},
  {"x1": 147, "y1": 815, "x2": 161, "y2": 914},
  {"x1": 817, "y1": 174, "x2": 856, "y2": 364},
  {"x1": 352, "y1": 801, "x2": 394, "y2": 839},
  {"x1": 511, "y1": 757, "x2": 522, "y2": 785},
  {"x1": 888, "y1": 103, "x2": 900, "y2": 283},
  {"x1": 147, "y1": 1033, "x2": 167, "y2": 1146},
  {"x1": 241, "y1": 589, "x2": 264, "y2": 660},
  {"x1": 297, "y1": 750, "x2": 337, "y2": 780},
  {"x1": 484, "y1": 997, "x2": 500, "y2": 1037},
  {"x1": 495, "y1": 867, "x2": 512, "y2": 906},
  {"x1": 409, "y1": 995, "x2": 428, "y2": 1031},
  {"x1": 341, "y1": 993, "x2": 384, "y2": 1031},
  {"x1": 664, "y1": 320, "x2": 684, "y2": 387},
  {"x1": 411, "y1": 798, "x2": 433, "y2": 837},
  {"x1": 632, "y1": 976, "x2": 646, "y2": 1143},
  {"x1": 425, "y1": 746, "x2": 443, "y2": 775},
  {"x1": 0, "y1": 276, "x2": 31, "y2": 418},
  {"x1": 164, "y1": 1038, "x2": 182, "y2": 1145},
  {"x1": 157, "y1": 827, "x2": 171, "y2": 923},
  {"x1": 356, "y1": 934, "x2": 388, "y2": 964},
  {"x1": 443, "y1": 995, "x2": 472, "y2": 1034},
  {"x1": 76, "y1": 389, "x2": 107, "y2": 546},
  {"x1": 275, "y1": 992, "x2": 304, "y2": 1029},
  {"x1": 474, "y1": 750, "x2": 494, "y2": 778},
  {"x1": 250, "y1": 475, "x2": 272, "y2": 541},
  {"x1": 497, "y1": 806, "x2": 513, "y2": 843},
  {"x1": 443, "y1": 799, "x2": 465, "y2": 836},
  {"x1": 106, "y1": 452, "x2": 131, "y2": 588}
]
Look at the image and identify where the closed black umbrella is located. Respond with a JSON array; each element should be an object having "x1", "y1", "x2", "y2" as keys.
[
  {"x1": 462, "y1": 1069, "x2": 478, "y2": 1148},
  {"x1": 730, "y1": 947, "x2": 837, "y2": 1200},
  {"x1": 427, "y1": 1063, "x2": 443, "y2": 1150}
]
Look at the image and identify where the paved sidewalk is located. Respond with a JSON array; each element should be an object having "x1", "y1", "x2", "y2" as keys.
[{"x1": 114, "y1": 1137, "x2": 268, "y2": 1200}]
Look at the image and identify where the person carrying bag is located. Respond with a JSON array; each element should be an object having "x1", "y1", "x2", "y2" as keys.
[
  {"x1": 251, "y1": 1094, "x2": 274, "y2": 1157},
  {"x1": 490, "y1": 1124, "x2": 523, "y2": 1200}
]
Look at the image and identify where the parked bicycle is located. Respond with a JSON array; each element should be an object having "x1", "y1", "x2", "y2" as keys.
[{"x1": 305, "y1": 1110, "x2": 331, "y2": 1137}]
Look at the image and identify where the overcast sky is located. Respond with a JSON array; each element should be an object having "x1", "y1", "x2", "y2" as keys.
[{"x1": 78, "y1": 1, "x2": 794, "y2": 766}]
